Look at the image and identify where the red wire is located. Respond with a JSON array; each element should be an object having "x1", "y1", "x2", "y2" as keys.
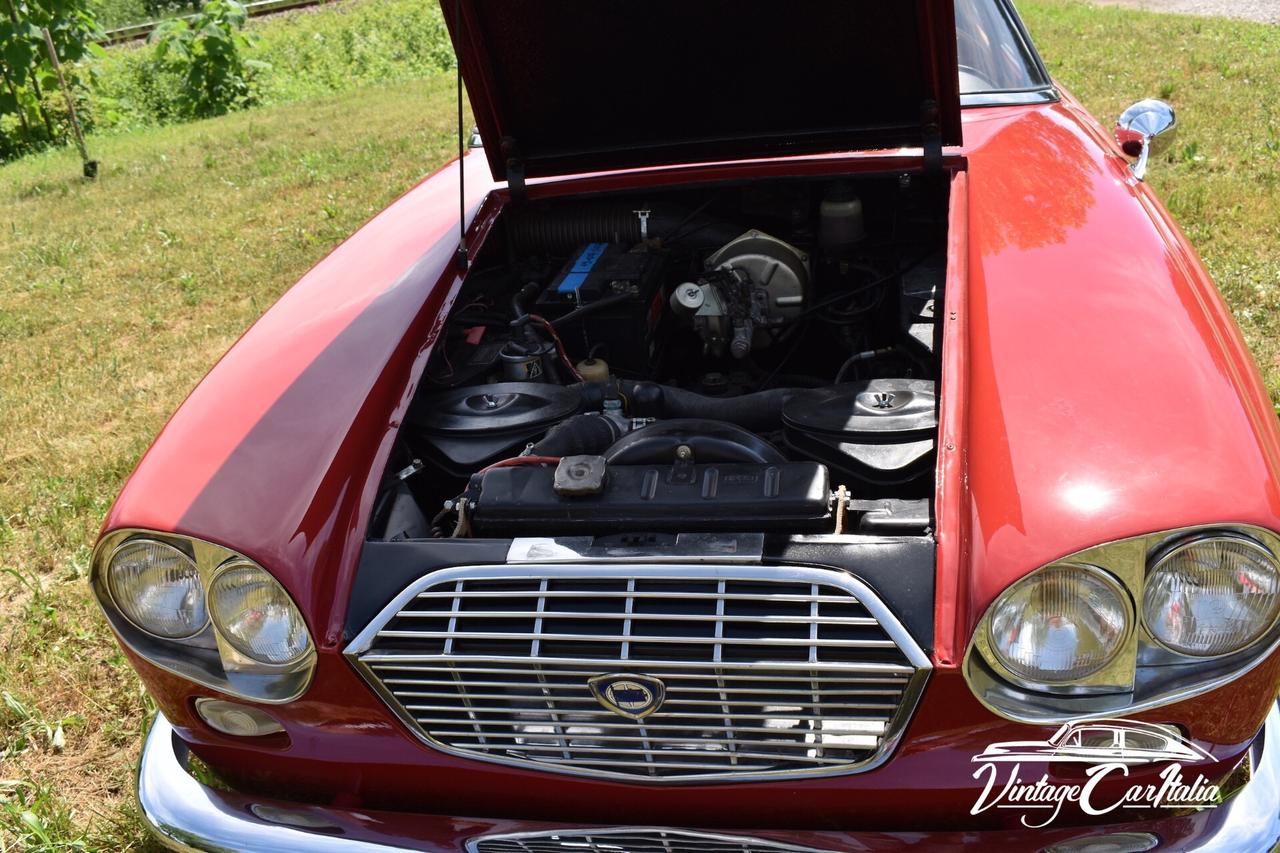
[
  {"x1": 527, "y1": 314, "x2": 584, "y2": 382},
  {"x1": 478, "y1": 455, "x2": 562, "y2": 474}
]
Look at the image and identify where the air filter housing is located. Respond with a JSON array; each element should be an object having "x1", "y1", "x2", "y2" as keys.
[{"x1": 782, "y1": 379, "x2": 937, "y2": 488}]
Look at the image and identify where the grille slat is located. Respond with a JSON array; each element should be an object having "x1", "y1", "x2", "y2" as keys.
[
  {"x1": 400, "y1": 695, "x2": 902, "y2": 710},
  {"x1": 366, "y1": 660, "x2": 915, "y2": 676},
  {"x1": 409, "y1": 719, "x2": 887, "y2": 736},
  {"x1": 384, "y1": 679, "x2": 906, "y2": 694},
  {"x1": 468, "y1": 828, "x2": 837, "y2": 853},
  {"x1": 392, "y1": 688, "x2": 907, "y2": 700},
  {"x1": 392, "y1": 611, "x2": 881, "y2": 625},
  {"x1": 375, "y1": 631, "x2": 898, "y2": 649},
  {"x1": 440, "y1": 732, "x2": 882, "y2": 748},
  {"x1": 350, "y1": 565, "x2": 928, "y2": 782}
]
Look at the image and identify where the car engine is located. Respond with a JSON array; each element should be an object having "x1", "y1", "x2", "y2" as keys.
[{"x1": 371, "y1": 175, "x2": 948, "y2": 542}]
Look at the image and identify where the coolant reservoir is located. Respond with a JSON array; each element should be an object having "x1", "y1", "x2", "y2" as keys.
[
  {"x1": 576, "y1": 358, "x2": 610, "y2": 382},
  {"x1": 820, "y1": 183, "x2": 865, "y2": 254}
]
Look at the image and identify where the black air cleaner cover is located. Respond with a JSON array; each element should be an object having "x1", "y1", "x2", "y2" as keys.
[
  {"x1": 783, "y1": 379, "x2": 937, "y2": 486},
  {"x1": 410, "y1": 382, "x2": 580, "y2": 473}
]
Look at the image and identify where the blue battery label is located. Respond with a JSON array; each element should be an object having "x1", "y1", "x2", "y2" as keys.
[{"x1": 557, "y1": 242, "x2": 609, "y2": 293}]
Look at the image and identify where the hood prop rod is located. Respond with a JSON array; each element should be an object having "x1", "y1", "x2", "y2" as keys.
[{"x1": 454, "y1": 0, "x2": 469, "y2": 270}]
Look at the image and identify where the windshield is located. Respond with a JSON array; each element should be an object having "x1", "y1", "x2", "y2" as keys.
[{"x1": 955, "y1": 0, "x2": 1051, "y2": 95}]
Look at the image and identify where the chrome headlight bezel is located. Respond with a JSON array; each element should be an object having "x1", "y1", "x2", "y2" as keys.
[
  {"x1": 105, "y1": 537, "x2": 210, "y2": 641},
  {"x1": 974, "y1": 562, "x2": 1135, "y2": 694},
  {"x1": 965, "y1": 523, "x2": 1280, "y2": 723},
  {"x1": 1142, "y1": 532, "x2": 1280, "y2": 659},
  {"x1": 208, "y1": 559, "x2": 314, "y2": 666},
  {"x1": 91, "y1": 528, "x2": 316, "y2": 704}
]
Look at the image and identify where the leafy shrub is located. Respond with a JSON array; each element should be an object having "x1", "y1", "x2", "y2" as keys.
[
  {"x1": 0, "y1": 0, "x2": 102, "y2": 159},
  {"x1": 89, "y1": 0, "x2": 453, "y2": 133},
  {"x1": 147, "y1": 0, "x2": 265, "y2": 118}
]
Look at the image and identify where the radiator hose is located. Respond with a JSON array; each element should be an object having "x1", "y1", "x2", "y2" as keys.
[{"x1": 573, "y1": 381, "x2": 799, "y2": 433}]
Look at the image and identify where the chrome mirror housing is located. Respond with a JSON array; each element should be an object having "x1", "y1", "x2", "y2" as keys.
[{"x1": 1115, "y1": 99, "x2": 1177, "y2": 181}]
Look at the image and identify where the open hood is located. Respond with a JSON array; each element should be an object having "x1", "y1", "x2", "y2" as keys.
[{"x1": 445, "y1": 0, "x2": 963, "y2": 183}]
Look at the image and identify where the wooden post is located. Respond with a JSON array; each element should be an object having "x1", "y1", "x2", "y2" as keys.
[{"x1": 40, "y1": 27, "x2": 96, "y2": 177}]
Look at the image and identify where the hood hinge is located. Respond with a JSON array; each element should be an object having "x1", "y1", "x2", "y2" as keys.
[
  {"x1": 921, "y1": 100, "x2": 943, "y2": 173},
  {"x1": 502, "y1": 136, "x2": 527, "y2": 202}
]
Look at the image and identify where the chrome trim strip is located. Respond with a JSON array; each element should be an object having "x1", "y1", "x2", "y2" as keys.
[
  {"x1": 960, "y1": 87, "x2": 1059, "y2": 108},
  {"x1": 134, "y1": 705, "x2": 1280, "y2": 852},
  {"x1": 345, "y1": 564, "x2": 931, "y2": 784}
]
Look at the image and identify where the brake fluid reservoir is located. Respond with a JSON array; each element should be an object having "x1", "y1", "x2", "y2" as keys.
[
  {"x1": 820, "y1": 183, "x2": 866, "y2": 255},
  {"x1": 576, "y1": 358, "x2": 610, "y2": 382}
]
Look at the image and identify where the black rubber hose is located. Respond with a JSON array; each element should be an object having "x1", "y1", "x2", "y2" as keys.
[
  {"x1": 641, "y1": 384, "x2": 799, "y2": 432},
  {"x1": 571, "y1": 381, "x2": 800, "y2": 433},
  {"x1": 530, "y1": 413, "x2": 624, "y2": 456}
]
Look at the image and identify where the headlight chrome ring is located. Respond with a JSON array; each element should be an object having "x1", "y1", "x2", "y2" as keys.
[
  {"x1": 982, "y1": 563, "x2": 1133, "y2": 688},
  {"x1": 1143, "y1": 533, "x2": 1280, "y2": 658},
  {"x1": 106, "y1": 538, "x2": 209, "y2": 640},
  {"x1": 208, "y1": 559, "x2": 312, "y2": 666}
]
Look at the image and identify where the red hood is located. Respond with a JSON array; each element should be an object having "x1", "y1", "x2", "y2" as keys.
[
  {"x1": 103, "y1": 101, "x2": 1280, "y2": 661},
  {"x1": 947, "y1": 94, "x2": 1280, "y2": 657},
  {"x1": 446, "y1": 0, "x2": 962, "y2": 180}
]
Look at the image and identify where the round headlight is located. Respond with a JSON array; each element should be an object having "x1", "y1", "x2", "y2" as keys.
[
  {"x1": 1143, "y1": 535, "x2": 1280, "y2": 657},
  {"x1": 209, "y1": 561, "x2": 311, "y2": 665},
  {"x1": 986, "y1": 564, "x2": 1131, "y2": 685},
  {"x1": 107, "y1": 539, "x2": 208, "y2": 639}
]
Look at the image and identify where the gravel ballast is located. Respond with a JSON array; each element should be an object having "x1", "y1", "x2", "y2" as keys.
[{"x1": 1089, "y1": 0, "x2": 1280, "y2": 23}]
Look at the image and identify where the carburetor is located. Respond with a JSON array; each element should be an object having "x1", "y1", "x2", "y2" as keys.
[{"x1": 669, "y1": 230, "x2": 808, "y2": 358}]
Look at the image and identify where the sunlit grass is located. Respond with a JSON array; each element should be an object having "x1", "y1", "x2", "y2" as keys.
[
  {"x1": 3, "y1": 0, "x2": 1280, "y2": 847},
  {"x1": 0, "y1": 75, "x2": 460, "y2": 849},
  {"x1": 1022, "y1": 0, "x2": 1280, "y2": 403}
]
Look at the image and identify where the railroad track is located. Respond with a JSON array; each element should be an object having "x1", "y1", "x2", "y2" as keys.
[{"x1": 99, "y1": 0, "x2": 328, "y2": 46}]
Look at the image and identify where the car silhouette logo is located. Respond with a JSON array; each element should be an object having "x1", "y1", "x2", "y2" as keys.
[
  {"x1": 587, "y1": 673, "x2": 666, "y2": 720},
  {"x1": 973, "y1": 719, "x2": 1213, "y2": 766}
]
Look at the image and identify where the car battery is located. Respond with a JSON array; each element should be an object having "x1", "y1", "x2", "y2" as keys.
[{"x1": 534, "y1": 243, "x2": 666, "y2": 376}]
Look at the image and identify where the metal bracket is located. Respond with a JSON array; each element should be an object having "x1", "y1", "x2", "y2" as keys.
[
  {"x1": 920, "y1": 99, "x2": 943, "y2": 173},
  {"x1": 501, "y1": 136, "x2": 526, "y2": 202}
]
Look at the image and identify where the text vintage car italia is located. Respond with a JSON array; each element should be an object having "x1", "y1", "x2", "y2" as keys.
[{"x1": 91, "y1": 1, "x2": 1280, "y2": 851}]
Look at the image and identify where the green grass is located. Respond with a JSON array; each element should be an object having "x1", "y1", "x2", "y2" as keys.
[
  {"x1": 1021, "y1": 0, "x2": 1280, "y2": 402},
  {"x1": 2, "y1": 0, "x2": 1280, "y2": 848},
  {"x1": 0, "y1": 74, "x2": 461, "y2": 850},
  {"x1": 88, "y1": 0, "x2": 453, "y2": 133}
]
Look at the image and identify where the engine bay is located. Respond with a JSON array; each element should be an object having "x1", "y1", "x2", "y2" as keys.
[{"x1": 371, "y1": 174, "x2": 949, "y2": 542}]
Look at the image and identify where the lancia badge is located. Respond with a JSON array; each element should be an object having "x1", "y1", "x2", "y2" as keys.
[{"x1": 587, "y1": 673, "x2": 666, "y2": 720}]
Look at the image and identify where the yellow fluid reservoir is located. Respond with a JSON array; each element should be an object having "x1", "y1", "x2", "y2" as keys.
[{"x1": 576, "y1": 358, "x2": 610, "y2": 382}]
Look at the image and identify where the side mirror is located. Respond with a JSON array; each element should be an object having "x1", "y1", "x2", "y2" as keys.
[{"x1": 1115, "y1": 99, "x2": 1177, "y2": 181}]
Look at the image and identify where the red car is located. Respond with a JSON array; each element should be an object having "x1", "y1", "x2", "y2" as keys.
[{"x1": 92, "y1": 1, "x2": 1280, "y2": 850}]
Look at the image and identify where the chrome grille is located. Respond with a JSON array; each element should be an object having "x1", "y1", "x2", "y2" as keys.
[
  {"x1": 348, "y1": 565, "x2": 929, "y2": 782},
  {"x1": 468, "y1": 828, "x2": 837, "y2": 853}
]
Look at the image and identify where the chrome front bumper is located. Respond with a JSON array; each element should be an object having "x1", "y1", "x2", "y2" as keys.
[{"x1": 139, "y1": 704, "x2": 1280, "y2": 853}]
